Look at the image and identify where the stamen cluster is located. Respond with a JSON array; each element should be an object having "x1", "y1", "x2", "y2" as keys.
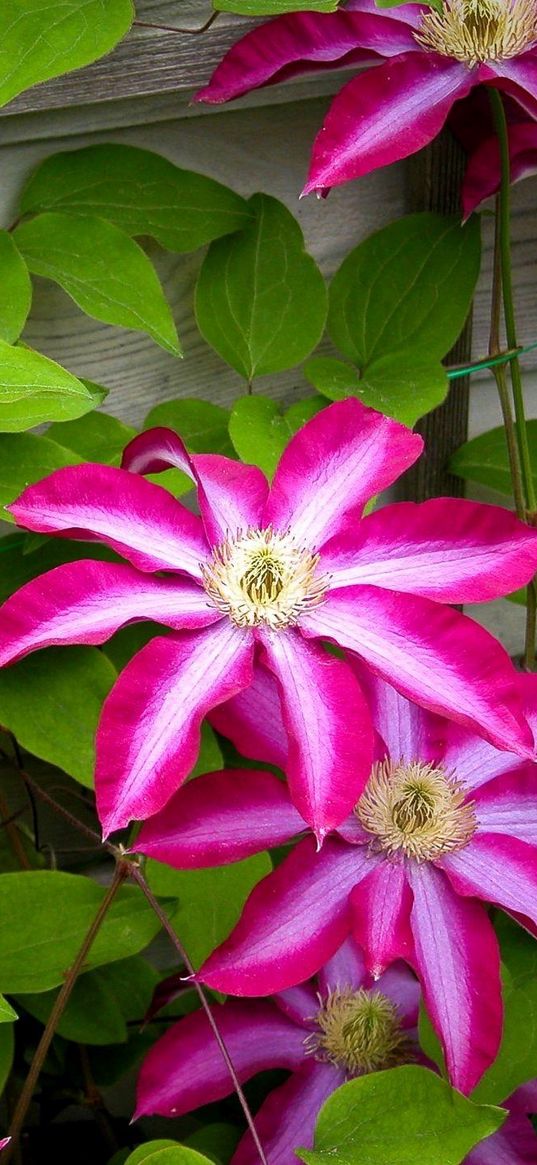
[
  {"x1": 416, "y1": 0, "x2": 537, "y2": 65},
  {"x1": 306, "y1": 988, "x2": 410, "y2": 1075},
  {"x1": 356, "y1": 759, "x2": 477, "y2": 862},
  {"x1": 201, "y1": 526, "x2": 328, "y2": 629}
]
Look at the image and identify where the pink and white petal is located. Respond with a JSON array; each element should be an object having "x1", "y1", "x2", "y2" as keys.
[
  {"x1": 96, "y1": 621, "x2": 254, "y2": 837},
  {"x1": 441, "y1": 833, "x2": 537, "y2": 931},
  {"x1": 190, "y1": 453, "x2": 269, "y2": 545},
  {"x1": 481, "y1": 56, "x2": 537, "y2": 120},
  {"x1": 472, "y1": 769, "x2": 537, "y2": 845},
  {"x1": 301, "y1": 587, "x2": 533, "y2": 758},
  {"x1": 350, "y1": 860, "x2": 415, "y2": 977},
  {"x1": 462, "y1": 122, "x2": 537, "y2": 219},
  {"x1": 198, "y1": 837, "x2": 377, "y2": 996},
  {"x1": 274, "y1": 982, "x2": 320, "y2": 1028},
  {"x1": 376, "y1": 963, "x2": 421, "y2": 1029},
  {"x1": 135, "y1": 998, "x2": 306, "y2": 1118},
  {"x1": 264, "y1": 398, "x2": 422, "y2": 549},
  {"x1": 408, "y1": 862, "x2": 502, "y2": 1095},
  {"x1": 318, "y1": 936, "x2": 367, "y2": 996},
  {"x1": 321, "y1": 499, "x2": 537, "y2": 602},
  {"x1": 465, "y1": 1112, "x2": 537, "y2": 1165},
  {"x1": 258, "y1": 627, "x2": 374, "y2": 839},
  {"x1": 0, "y1": 561, "x2": 218, "y2": 666},
  {"x1": 195, "y1": 10, "x2": 418, "y2": 105},
  {"x1": 136, "y1": 768, "x2": 305, "y2": 868},
  {"x1": 303, "y1": 54, "x2": 475, "y2": 194},
  {"x1": 121, "y1": 426, "x2": 195, "y2": 478},
  {"x1": 8, "y1": 463, "x2": 209, "y2": 579},
  {"x1": 520, "y1": 673, "x2": 537, "y2": 750},
  {"x1": 347, "y1": 0, "x2": 427, "y2": 27},
  {"x1": 232, "y1": 1061, "x2": 343, "y2": 1165},
  {"x1": 350, "y1": 664, "x2": 435, "y2": 764},
  {"x1": 210, "y1": 662, "x2": 288, "y2": 770},
  {"x1": 438, "y1": 719, "x2": 524, "y2": 794}
]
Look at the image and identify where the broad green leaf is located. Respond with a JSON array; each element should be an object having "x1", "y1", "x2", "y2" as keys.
[
  {"x1": 0, "y1": 531, "x2": 117, "y2": 604},
  {"x1": 0, "y1": 996, "x2": 16, "y2": 1023},
  {"x1": 497, "y1": 913, "x2": 537, "y2": 986},
  {"x1": 0, "y1": 1023, "x2": 14, "y2": 1096},
  {"x1": 146, "y1": 853, "x2": 271, "y2": 969},
  {"x1": 48, "y1": 410, "x2": 136, "y2": 465},
  {"x1": 183, "y1": 1124, "x2": 240, "y2": 1164},
  {"x1": 0, "y1": 0, "x2": 133, "y2": 108},
  {"x1": 329, "y1": 214, "x2": 481, "y2": 366},
  {"x1": 304, "y1": 356, "x2": 362, "y2": 399},
  {"x1": 0, "y1": 431, "x2": 83, "y2": 520},
  {"x1": 471, "y1": 919, "x2": 537, "y2": 1105},
  {"x1": 196, "y1": 193, "x2": 327, "y2": 380},
  {"x1": 125, "y1": 1148, "x2": 213, "y2": 1165},
  {"x1": 0, "y1": 646, "x2": 117, "y2": 786},
  {"x1": 15, "y1": 213, "x2": 180, "y2": 356},
  {"x1": 17, "y1": 955, "x2": 157, "y2": 1045},
  {"x1": 298, "y1": 1066, "x2": 505, "y2": 1165},
  {"x1": 305, "y1": 352, "x2": 447, "y2": 427},
  {"x1": 0, "y1": 232, "x2": 32, "y2": 342},
  {"x1": 0, "y1": 339, "x2": 97, "y2": 430},
  {"x1": 216, "y1": 0, "x2": 337, "y2": 11},
  {"x1": 229, "y1": 394, "x2": 325, "y2": 477},
  {"x1": 449, "y1": 421, "x2": 537, "y2": 496},
  {"x1": 0, "y1": 872, "x2": 166, "y2": 992},
  {"x1": 21, "y1": 145, "x2": 252, "y2": 253}
]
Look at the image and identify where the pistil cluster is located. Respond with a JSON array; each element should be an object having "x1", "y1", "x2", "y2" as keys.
[
  {"x1": 307, "y1": 988, "x2": 410, "y2": 1076},
  {"x1": 416, "y1": 0, "x2": 537, "y2": 65},
  {"x1": 356, "y1": 760, "x2": 477, "y2": 862}
]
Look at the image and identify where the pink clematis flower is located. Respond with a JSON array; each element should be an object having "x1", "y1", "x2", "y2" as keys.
[
  {"x1": 462, "y1": 116, "x2": 537, "y2": 216},
  {"x1": 1, "y1": 399, "x2": 536, "y2": 838},
  {"x1": 136, "y1": 939, "x2": 422, "y2": 1164},
  {"x1": 137, "y1": 668, "x2": 537, "y2": 1094},
  {"x1": 195, "y1": 0, "x2": 537, "y2": 194}
]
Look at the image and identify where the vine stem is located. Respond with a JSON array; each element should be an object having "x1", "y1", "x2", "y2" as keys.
[
  {"x1": 488, "y1": 195, "x2": 525, "y2": 520},
  {"x1": 3, "y1": 862, "x2": 129, "y2": 1161},
  {"x1": 129, "y1": 865, "x2": 268, "y2": 1165},
  {"x1": 488, "y1": 87, "x2": 537, "y2": 669}
]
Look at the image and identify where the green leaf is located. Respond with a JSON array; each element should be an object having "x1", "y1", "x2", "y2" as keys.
[
  {"x1": 145, "y1": 853, "x2": 272, "y2": 969},
  {"x1": 449, "y1": 421, "x2": 537, "y2": 496},
  {"x1": 183, "y1": 1124, "x2": 240, "y2": 1165},
  {"x1": 215, "y1": 0, "x2": 337, "y2": 12},
  {"x1": 0, "y1": 531, "x2": 117, "y2": 605},
  {"x1": 0, "y1": 339, "x2": 97, "y2": 431},
  {"x1": 304, "y1": 356, "x2": 362, "y2": 399},
  {"x1": 47, "y1": 410, "x2": 136, "y2": 465},
  {"x1": 0, "y1": 0, "x2": 133, "y2": 108},
  {"x1": 0, "y1": 872, "x2": 165, "y2": 992},
  {"x1": 195, "y1": 193, "x2": 327, "y2": 380},
  {"x1": 229, "y1": 394, "x2": 324, "y2": 478},
  {"x1": 0, "y1": 995, "x2": 17, "y2": 1023},
  {"x1": 17, "y1": 955, "x2": 157, "y2": 1045},
  {"x1": 15, "y1": 213, "x2": 180, "y2": 356},
  {"x1": 304, "y1": 353, "x2": 448, "y2": 427},
  {"x1": 125, "y1": 1148, "x2": 213, "y2": 1165},
  {"x1": 0, "y1": 646, "x2": 117, "y2": 786},
  {"x1": 0, "y1": 431, "x2": 83, "y2": 520},
  {"x1": 21, "y1": 145, "x2": 252, "y2": 253},
  {"x1": 297, "y1": 1066, "x2": 505, "y2": 1165},
  {"x1": 125, "y1": 1147, "x2": 178, "y2": 1165},
  {"x1": 0, "y1": 1023, "x2": 14, "y2": 1096},
  {"x1": 0, "y1": 231, "x2": 32, "y2": 342}
]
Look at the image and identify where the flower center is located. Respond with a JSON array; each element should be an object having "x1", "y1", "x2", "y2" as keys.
[
  {"x1": 356, "y1": 759, "x2": 477, "y2": 862},
  {"x1": 415, "y1": 0, "x2": 537, "y2": 64},
  {"x1": 201, "y1": 526, "x2": 328, "y2": 629},
  {"x1": 306, "y1": 988, "x2": 410, "y2": 1075}
]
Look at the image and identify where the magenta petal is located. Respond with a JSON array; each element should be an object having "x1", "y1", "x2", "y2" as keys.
[
  {"x1": 438, "y1": 719, "x2": 524, "y2": 794},
  {"x1": 210, "y1": 662, "x2": 288, "y2": 770},
  {"x1": 264, "y1": 398, "x2": 422, "y2": 550},
  {"x1": 303, "y1": 54, "x2": 474, "y2": 193},
  {"x1": 8, "y1": 463, "x2": 208, "y2": 579},
  {"x1": 274, "y1": 982, "x2": 320, "y2": 1028},
  {"x1": 258, "y1": 627, "x2": 374, "y2": 838},
  {"x1": 136, "y1": 768, "x2": 305, "y2": 867},
  {"x1": 322, "y1": 499, "x2": 537, "y2": 602},
  {"x1": 351, "y1": 860, "x2": 415, "y2": 977},
  {"x1": 472, "y1": 769, "x2": 537, "y2": 845},
  {"x1": 232, "y1": 1061, "x2": 342, "y2": 1165},
  {"x1": 190, "y1": 453, "x2": 269, "y2": 545},
  {"x1": 481, "y1": 54, "x2": 537, "y2": 119},
  {"x1": 408, "y1": 862, "x2": 502, "y2": 1095},
  {"x1": 121, "y1": 426, "x2": 194, "y2": 479},
  {"x1": 0, "y1": 561, "x2": 218, "y2": 666},
  {"x1": 301, "y1": 587, "x2": 533, "y2": 757},
  {"x1": 317, "y1": 936, "x2": 366, "y2": 997},
  {"x1": 0, "y1": 1141, "x2": 10, "y2": 1152},
  {"x1": 464, "y1": 1112, "x2": 537, "y2": 1165},
  {"x1": 441, "y1": 833, "x2": 537, "y2": 931},
  {"x1": 462, "y1": 121, "x2": 537, "y2": 219},
  {"x1": 135, "y1": 998, "x2": 305, "y2": 1118},
  {"x1": 96, "y1": 621, "x2": 254, "y2": 836},
  {"x1": 198, "y1": 837, "x2": 374, "y2": 996},
  {"x1": 376, "y1": 963, "x2": 421, "y2": 1029},
  {"x1": 351, "y1": 666, "x2": 434, "y2": 765}
]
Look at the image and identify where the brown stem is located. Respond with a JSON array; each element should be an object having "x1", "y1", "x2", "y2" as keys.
[
  {"x1": 0, "y1": 789, "x2": 31, "y2": 870},
  {"x1": 129, "y1": 865, "x2": 268, "y2": 1165},
  {"x1": 133, "y1": 13, "x2": 218, "y2": 35},
  {"x1": 3, "y1": 863, "x2": 129, "y2": 1161}
]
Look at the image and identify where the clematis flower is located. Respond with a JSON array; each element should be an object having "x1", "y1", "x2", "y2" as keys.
[
  {"x1": 137, "y1": 668, "x2": 537, "y2": 1094},
  {"x1": 135, "y1": 939, "x2": 422, "y2": 1164},
  {"x1": 467, "y1": 1082, "x2": 537, "y2": 1165},
  {"x1": 195, "y1": 0, "x2": 537, "y2": 194},
  {"x1": 462, "y1": 117, "x2": 537, "y2": 216},
  {"x1": 1, "y1": 399, "x2": 536, "y2": 839}
]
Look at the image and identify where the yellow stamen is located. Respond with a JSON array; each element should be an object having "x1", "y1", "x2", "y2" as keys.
[
  {"x1": 306, "y1": 988, "x2": 411, "y2": 1075},
  {"x1": 356, "y1": 759, "x2": 476, "y2": 862},
  {"x1": 416, "y1": 0, "x2": 537, "y2": 65}
]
